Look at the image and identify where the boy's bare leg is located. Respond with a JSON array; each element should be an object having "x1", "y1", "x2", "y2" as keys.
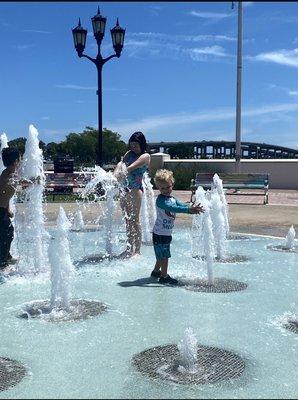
[
  {"x1": 153, "y1": 260, "x2": 162, "y2": 272},
  {"x1": 160, "y1": 258, "x2": 169, "y2": 278}
]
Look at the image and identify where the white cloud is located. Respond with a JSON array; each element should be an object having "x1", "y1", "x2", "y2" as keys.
[
  {"x1": 148, "y1": 5, "x2": 164, "y2": 16},
  {"x1": 108, "y1": 103, "x2": 298, "y2": 138},
  {"x1": 128, "y1": 32, "x2": 236, "y2": 43},
  {"x1": 125, "y1": 39, "x2": 150, "y2": 48},
  {"x1": 55, "y1": 84, "x2": 97, "y2": 90},
  {"x1": 22, "y1": 29, "x2": 51, "y2": 34},
  {"x1": 266, "y1": 83, "x2": 298, "y2": 98},
  {"x1": 188, "y1": 11, "x2": 233, "y2": 19},
  {"x1": 251, "y1": 48, "x2": 298, "y2": 68},
  {"x1": 243, "y1": 2, "x2": 254, "y2": 7},
  {"x1": 13, "y1": 44, "x2": 35, "y2": 50},
  {"x1": 187, "y1": 45, "x2": 229, "y2": 60},
  {"x1": 124, "y1": 33, "x2": 232, "y2": 61}
]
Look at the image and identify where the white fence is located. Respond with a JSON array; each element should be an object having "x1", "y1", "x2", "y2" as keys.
[{"x1": 150, "y1": 153, "x2": 298, "y2": 189}]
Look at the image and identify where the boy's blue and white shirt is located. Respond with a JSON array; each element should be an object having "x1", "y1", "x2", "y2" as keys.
[{"x1": 153, "y1": 194, "x2": 190, "y2": 236}]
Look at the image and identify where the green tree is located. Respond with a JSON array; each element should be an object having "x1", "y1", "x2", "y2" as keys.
[
  {"x1": 61, "y1": 126, "x2": 127, "y2": 166},
  {"x1": 167, "y1": 143, "x2": 194, "y2": 159},
  {"x1": 8, "y1": 137, "x2": 27, "y2": 154},
  {"x1": 44, "y1": 142, "x2": 61, "y2": 160},
  {"x1": 7, "y1": 127, "x2": 127, "y2": 167}
]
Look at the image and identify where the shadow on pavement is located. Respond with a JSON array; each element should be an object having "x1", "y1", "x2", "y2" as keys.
[{"x1": 117, "y1": 277, "x2": 162, "y2": 288}]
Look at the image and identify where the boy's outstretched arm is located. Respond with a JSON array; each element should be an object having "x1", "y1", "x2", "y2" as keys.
[
  {"x1": 175, "y1": 197, "x2": 204, "y2": 214},
  {"x1": 156, "y1": 196, "x2": 190, "y2": 214}
]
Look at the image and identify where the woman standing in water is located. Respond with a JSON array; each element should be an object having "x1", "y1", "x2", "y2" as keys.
[{"x1": 114, "y1": 132, "x2": 150, "y2": 258}]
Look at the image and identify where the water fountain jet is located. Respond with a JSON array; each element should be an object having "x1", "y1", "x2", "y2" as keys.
[
  {"x1": 140, "y1": 172, "x2": 156, "y2": 245},
  {"x1": 267, "y1": 225, "x2": 298, "y2": 253},
  {"x1": 16, "y1": 124, "x2": 49, "y2": 275},
  {"x1": 78, "y1": 165, "x2": 126, "y2": 264},
  {"x1": 18, "y1": 206, "x2": 107, "y2": 322},
  {"x1": 132, "y1": 328, "x2": 245, "y2": 384}
]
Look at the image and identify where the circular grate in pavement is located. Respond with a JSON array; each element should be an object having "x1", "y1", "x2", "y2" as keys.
[
  {"x1": 266, "y1": 244, "x2": 298, "y2": 253},
  {"x1": 283, "y1": 319, "x2": 298, "y2": 334},
  {"x1": 180, "y1": 278, "x2": 248, "y2": 293},
  {"x1": 0, "y1": 357, "x2": 27, "y2": 392},
  {"x1": 228, "y1": 234, "x2": 250, "y2": 241},
  {"x1": 18, "y1": 299, "x2": 107, "y2": 322},
  {"x1": 77, "y1": 253, "x2": 111, "y2": 264},
  {"x1": 193, "y1": 254, "x2": 249, "y2": 263},
  {"x1": 132, "y1": 344, "x2": 245, "y2": 385}
]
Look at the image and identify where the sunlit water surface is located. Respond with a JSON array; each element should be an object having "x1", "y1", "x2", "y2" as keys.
[{"x1": 0, "y1": 228, "x2": 296, "y2": 399}]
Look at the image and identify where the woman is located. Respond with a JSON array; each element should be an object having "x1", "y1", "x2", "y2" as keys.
[{"x1": 114, "y1": 131, "x2": 150, "y2": 258}]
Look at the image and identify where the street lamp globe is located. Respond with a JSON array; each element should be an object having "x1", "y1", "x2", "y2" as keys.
[
  {"x1": 91, "y1": 7, "x2": 107, "y2": 44},
  {"x1": 72, "y1": 19, "x2": 87, "y2": 57},
  {"x1": 110, "y1": 18, "x2": 125, "y2": 57}
]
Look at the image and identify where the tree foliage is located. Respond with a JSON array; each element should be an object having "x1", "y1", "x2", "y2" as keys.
[
  {"x1": 167, "y1": 143, "x2": 194, "y2": 159},
  {"x1": 8, "y1": 137, "x2": 27, "y2": 154},
  {"x1": 8, "y1": 127, "x2": 127, "y2": 167}
]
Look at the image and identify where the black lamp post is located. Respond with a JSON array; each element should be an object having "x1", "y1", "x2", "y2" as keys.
[{"x1": 72, "y1": 7, "x2": 125, "y2": 167}]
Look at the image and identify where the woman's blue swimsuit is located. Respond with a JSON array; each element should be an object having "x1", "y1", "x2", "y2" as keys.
[{"x1": 123, "y1": 151, "x2": 148, "y2": 191}]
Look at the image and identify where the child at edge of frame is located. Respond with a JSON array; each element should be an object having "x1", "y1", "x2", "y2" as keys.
[{"x1": 150, "y1": 168, "x2": 204, "y2": 285}]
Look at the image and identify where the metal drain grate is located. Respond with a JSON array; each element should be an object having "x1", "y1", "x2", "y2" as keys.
[
  {"x1": 228, "y1": 234, "x2": 250, "y2": 241},
  {"x1": 132, "y1": 344, "x2": 245, "y2": 385},
  {"x1": 180, "y1": 278, "x2": 248, "y2": 293},
  {"x1": 283, "y1": 319, "x2": 298, "y2": 334},
  {"x1": 76, "y1": 252, "x2": 128, "y2": 266},
  {"x1": 193, "y1": 254, "x2": 249, "y2": 263},
  {"x1": 266, "y1": 245, "x2": 298, "y2": 253},
  {"x1": 0, "y1": 357, "x2": 27, "y2": 392},
  {"x1": 18, "y1": 299, "x2": 107, "y2": 322},
  {"x1": 77, "y1": 253, "x2": 111, "y2": 265}
]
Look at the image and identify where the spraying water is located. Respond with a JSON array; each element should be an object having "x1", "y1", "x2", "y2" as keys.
[
  {"x1": 81, "y1": 165, "x2": 119, "y2": 257},
  {"x1": 140, "y1": 172, "x2": 156, "y2": 244},
  {"x1": 213, "y1": 174, "x2": 230, "y2": 238},
  {"x1": 72, "y1": 207, "x2": 85, "y2": 231},
  {"x1": 0, "y1": 132, "x2": 9, "y2": 174},
  {"x1": 192, "y1": 186, "x2": 215, "y2": 284},
  {"x1": 209, "y1": 189, "x2": 228, "y2": 260},
  {"x1": 49, "y1": 207, "x2": 74, "y2": 310},
  {"x1": 177, "y1": 327, "x2": 198, "y2": 374},
  {"x1": 191, "y1": 186, "x2": 205, "y2": 257},
  {"x1": 285, "y1": 225, "x2": 296, "y2": 249},
  {"x1": 17, "y1": 124, "x2": 48, "y2": 274}
]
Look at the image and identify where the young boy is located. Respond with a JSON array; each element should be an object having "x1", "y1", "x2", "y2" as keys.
[
  {"x1": 0, "y1": 148, "x2": 21, "y2": 269},
  {"x1": 0, "y1": 148, "x2": 42, "y2": 270},
  {"x1": 151, "y1": 169, "x2": 204, "y2": 285}
]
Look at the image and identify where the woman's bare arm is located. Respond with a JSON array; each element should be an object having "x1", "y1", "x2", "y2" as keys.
[
  {"x1": 113, "y1": 152, "x2": 129, "y2": 180},
  {"x1": 126, "y1": 153, "x2": 150, "y2": 173}
]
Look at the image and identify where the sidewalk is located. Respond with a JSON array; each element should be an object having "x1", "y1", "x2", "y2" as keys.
[
  {"x1": 28, "y1": 189, "x2": 298, "y2": 239},
  {"x1": 170, "y1": 189, "x2": 298, "y2": 237}
]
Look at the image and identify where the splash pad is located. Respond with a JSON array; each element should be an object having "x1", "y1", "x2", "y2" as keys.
[{"x1": 0, "y1": 139, "x2": 296, "y2": 398}]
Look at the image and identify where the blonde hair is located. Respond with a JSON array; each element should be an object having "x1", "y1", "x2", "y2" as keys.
[{"x1": 154, "y1": 169, "x2": 175, "y2": 186}]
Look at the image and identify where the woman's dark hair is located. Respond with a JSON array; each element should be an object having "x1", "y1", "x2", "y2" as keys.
[
  {"x1": 2, "y1": 148, "x2": 21, "y2": 167},
  {"x1": 128, "y1": 131, "x2": 147, "y2": 154}
]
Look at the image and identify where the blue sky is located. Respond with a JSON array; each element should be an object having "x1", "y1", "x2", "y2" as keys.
[{"x1": 1, "y1": 1, "x2": 298, "y2": 149}]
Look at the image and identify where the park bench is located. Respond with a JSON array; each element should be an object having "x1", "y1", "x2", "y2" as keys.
[
  {"x1": 190, "y1": 172, "x2": 269, "y2": 204},
  {"x1": 44, "y1": 171, "x2": 98, "y2": 200}
]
